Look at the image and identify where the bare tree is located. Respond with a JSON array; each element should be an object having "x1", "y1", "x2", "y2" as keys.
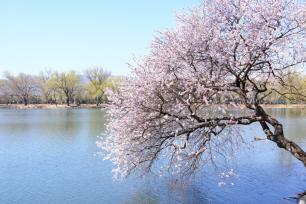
[
  {"x1": 99, "y1": 0, "x2": 306, "y2": 179},
  {"x1": 3, "y1": 72, "x2": 38, "y2": 106}
]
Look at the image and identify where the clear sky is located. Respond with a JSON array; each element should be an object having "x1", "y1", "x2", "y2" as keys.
[{"x1": 0, "y1": 0, "x2": 200, "y2": 77}]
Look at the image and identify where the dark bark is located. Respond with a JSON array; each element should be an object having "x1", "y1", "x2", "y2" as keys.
[
  {"x1": 96, "y1": 96, "x2": 102, "y2": 107},
  {"x1": 256, "y1": 105, "x2": 306, "y2": 168},
  {"x1": 66, "y1": 97, "x2": 70, "y2": 106},
  {"x1": 64, "y1": 90, "x2": 70, "y2": 106},
  {"x1": 23, "y1": 96, "x2": 28, "y2": 106}
]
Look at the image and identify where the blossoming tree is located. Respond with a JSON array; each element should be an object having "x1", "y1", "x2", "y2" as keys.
[{"x1": 98, "y1": 0, "x2": 306, "y2": 178}]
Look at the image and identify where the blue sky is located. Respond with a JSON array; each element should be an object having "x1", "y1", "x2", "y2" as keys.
[{"x1": 0, "y1": 0, "x2": 199, "y2": 77}]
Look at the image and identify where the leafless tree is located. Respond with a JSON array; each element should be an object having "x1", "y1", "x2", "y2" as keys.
[{"x1": 3, "y1": 72, "x2": 39, "y2": 106}]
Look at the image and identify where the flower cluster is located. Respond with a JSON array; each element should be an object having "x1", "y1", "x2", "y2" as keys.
[{"x1": 98, "y1": 0, "x2": 306, "y2": 178}]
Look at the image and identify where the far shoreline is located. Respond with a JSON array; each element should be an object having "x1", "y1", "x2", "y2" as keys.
[
  {"x1": 0, "y1": 104, "x2": 109, "y2": 109},
  {"x1": 0, "y1": 103, "x2": 305, "y2": 110},
  {"x1": 262, "y1": 104, "x2": 306, "y2": 109}
]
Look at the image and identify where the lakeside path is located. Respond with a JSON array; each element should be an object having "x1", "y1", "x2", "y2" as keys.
[{"x1": 0, "y1": 104, "x2": 305, "y2": 110}]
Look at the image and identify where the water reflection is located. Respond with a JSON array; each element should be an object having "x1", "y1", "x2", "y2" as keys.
[
  {"x1": 0, "y1": 108, "x2": 304, "y2": 204},
  {"x1": 87, "y1": 109, "x2": 107, "y2": 137},
  {"x1": 124, "y1": 190, "x2": 159, "y2": 204}
]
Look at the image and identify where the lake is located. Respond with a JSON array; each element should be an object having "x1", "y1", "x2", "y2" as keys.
[{"x1": 0, "y1": 108, "x2": 305, "y2": 204}]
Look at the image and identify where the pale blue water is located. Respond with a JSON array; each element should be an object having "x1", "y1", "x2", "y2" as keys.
[{"x1": 0, "y1": 108, "x2": 305, "y2": 204}]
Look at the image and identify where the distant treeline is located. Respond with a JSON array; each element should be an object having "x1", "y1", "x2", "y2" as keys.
[
  {"x1": 262, "y1": 73, "x2": 306, "y2": 104},
  {"x1": 0, "y1": 67, "x2": 121, "y2": 106},
  {"x1": 0, "y1": 68, "x2": 305, "y2": 106}
]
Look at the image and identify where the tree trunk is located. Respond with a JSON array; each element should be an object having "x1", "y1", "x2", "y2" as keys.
[
  {"x1": 96, "y1": 98, "x2": 100, "y2": 107},
  {"x1": 256, "y1": 105, "x2": 306, "y2": 167},
  {"x1": 64, "y1": 90, "x2": 70, "y2": 106},
  {"x1": 23, "y1": 97, "x2": 28, "y2": 106},
  {"x1": 66, "y1": 98, "x2": 70, "y2": 106}
]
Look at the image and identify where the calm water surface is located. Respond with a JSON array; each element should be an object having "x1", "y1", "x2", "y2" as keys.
[{"x1": 0, "y1": 108, "x2": 305, "y2": 204}]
